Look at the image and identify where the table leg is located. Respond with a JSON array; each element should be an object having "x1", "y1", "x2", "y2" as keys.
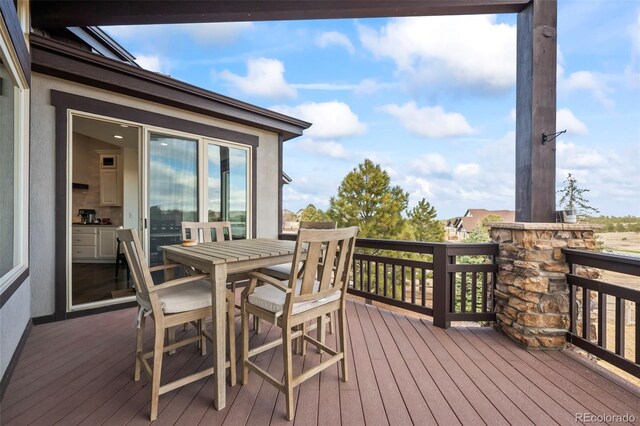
[{"x1": 211, "y1": 263, "x2": 228, "y2": 410}]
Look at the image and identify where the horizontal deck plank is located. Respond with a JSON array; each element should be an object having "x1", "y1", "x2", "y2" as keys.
[{"x1": 1, "y1": 301, "x2": 638, "y2": 426}]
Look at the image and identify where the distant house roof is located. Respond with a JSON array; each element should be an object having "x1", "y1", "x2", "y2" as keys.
[{"x1": 455, "y1": 209, "x2": 515, "y2": 232}]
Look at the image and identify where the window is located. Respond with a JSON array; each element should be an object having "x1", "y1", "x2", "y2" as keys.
[
  {"x1": 0, "y1": 21, "x2": 29, "y2": 290},
  {"x1": 147, "y1": 132, "x2": 251, "y2": 265},
  {"x1": 0, "y1": 62, "x2": 16, "y2": 277}
]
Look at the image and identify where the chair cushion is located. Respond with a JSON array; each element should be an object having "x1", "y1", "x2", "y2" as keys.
[
  {"x1": 137, "y1": 280, "x2": 213, "y2": 314},
  {"x1": 248, "y1": 279, "x2": 341, "y2": 317},
  {"x1": 263, "y1": 262, "x2": 293, "y2": 276}
]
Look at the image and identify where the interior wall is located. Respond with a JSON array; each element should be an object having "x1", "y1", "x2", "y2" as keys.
[
  {"x1": 122, "y1": 146, "x2": 139, "y2": 230},
  {"x1": 30, "y1": 73, "x2": 281, "y2": 317},
  {"x1": 71, "y1": 132, "x2": 123, "y2": 225}
]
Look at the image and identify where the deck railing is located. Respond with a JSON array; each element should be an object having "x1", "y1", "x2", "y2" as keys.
[
  {"x1": 564, "y1": 249, "x2": 640, "y2": 378},
  {"x1": 279, "y1": 234, "x2": 498, "y2": 328}
]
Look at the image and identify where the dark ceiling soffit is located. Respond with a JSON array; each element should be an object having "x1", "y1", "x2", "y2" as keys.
[
  {"x1": 0, "y1": 0, "x2": 30, "y2": 84},
  {"x1": 30, "y1": 35, "x2": 310, "y2": 140},
  {"x1": 31, "y1": 1, "x2": 531, "y2": 27},
  {"x1": 50, "y1": 90, "x2": 260, "y2": 147}
]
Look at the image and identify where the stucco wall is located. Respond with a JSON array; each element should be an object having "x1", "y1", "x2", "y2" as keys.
[
  {"x1": 1, "y1": 280, "x2": 31, "y2": 379},
  {"x1": 30, "y1": 73, "x2": 281, "y2": 317}
]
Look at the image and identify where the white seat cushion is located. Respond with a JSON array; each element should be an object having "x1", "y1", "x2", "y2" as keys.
[
  {"x1": 137, "y1": 280, "x2": 213, "y2": 314},
  {"x1": 248, "y1": 279, "x2": 341, "y2": 317},
  {"x1": 263, "y1": 262, "x2": 293, "y2": 276}
]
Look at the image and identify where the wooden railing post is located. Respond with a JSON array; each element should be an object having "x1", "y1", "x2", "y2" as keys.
[{"x1": 433, "y1": 245, "x2": 451, "y2": 329}]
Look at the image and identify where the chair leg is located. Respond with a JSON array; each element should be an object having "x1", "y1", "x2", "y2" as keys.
[
  {"x1": 316, "y1": 316, "x2": 325, "y2": 354},
  {"x1": 283, "y1": 326, "x2": 295, "y2": 421},
  {"x1": 167, "y1": 326, "x2": 176, "y2": 355},
  {"x1": 301, "y1": 323, "x2": 308, "y2": 355},
  {"x1": 253, "y1": 315, "x2": 261, "y2": 333},
  {"x1": 328, "y1": 311, "x2": 335, "y2": 334},
  {"x1": 150, "y1": 325, "x2": 165, "y2": 421},
  {"x1": 241, "y1": 301, "x2": 250, "y2": 385},
  {"x1": 338, "y1": 307, "x2": 348, "y2": 382},
  {"x1": 199, "y1": 319, "x2": 207, "y2": 356},
  {"x1": 227, "y1": 301, "x2": 237, "y2": 386},
  {"x1": 134, "y1": 314, "x2": 146, "y2": 381}
]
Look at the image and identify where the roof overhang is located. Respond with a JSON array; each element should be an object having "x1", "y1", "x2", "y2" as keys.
[
  {"x1": 30, "y1": 34, "x2": 310, "y2": 140},
  {"x1": 32, "y1": 1, "x2": 531, "y2": 27}
]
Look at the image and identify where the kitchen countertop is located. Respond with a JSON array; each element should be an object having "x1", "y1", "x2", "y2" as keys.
[{"x1": 72, "y1": 223, "x2": 118, "y2": 226}]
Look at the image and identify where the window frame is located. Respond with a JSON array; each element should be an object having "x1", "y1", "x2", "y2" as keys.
[{"x1": 0, "y1": 11, "x2": 30, "y2": 295}]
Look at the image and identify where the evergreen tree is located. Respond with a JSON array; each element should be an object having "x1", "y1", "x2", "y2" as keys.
[
  {"x1": 328, "y1": 159, "x2": 409, "y2": 239},
  {"x1": 298, "y1": 204, "x2": 329, "y2": 222},
  {"x1": 407, "y1": 198, "x2": 445, "y2": 242},
  {"x1": 558, "y1": 173, "x2": 599, "y2": 215}
]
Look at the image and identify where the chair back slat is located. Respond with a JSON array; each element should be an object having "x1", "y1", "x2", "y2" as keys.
[
  {"x1": 181, "y1": 221, "x2": 233, "y2": 243},
  {"x1": 299, "y1": 241, "x2": 323, "y2": 295},
  {"x1": 285, "y1": 227, "x2": 358, "y2": 316},
  {"x1": 300, "y1": 221, "x2": 336, "y2": 230},
  {"x1": 116, "y1": 229, "x2": 162, "y2": 314}
]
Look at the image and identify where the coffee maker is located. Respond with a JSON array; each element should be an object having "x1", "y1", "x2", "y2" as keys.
[{"x1": 79, "y1": 208, "x2": 96, "y2": 224}]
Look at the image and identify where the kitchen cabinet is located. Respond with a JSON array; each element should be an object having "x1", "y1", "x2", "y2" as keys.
[
  {"x1": 100, "y1": 169, "x2": 121, "y2": 206},
  {"x1": 98, "y1": 227, "x2": 118, "y2": 258},
  {"x1": 72, "y1": 225, "x2": 118, "y2": 262}
]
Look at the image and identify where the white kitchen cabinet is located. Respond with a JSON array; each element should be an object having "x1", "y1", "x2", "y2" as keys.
[
  {"x1": 72, "y1": 225, "x2": 118, "y2": 262},
  {"x1": 100, "y1": 169, "x2": 121, "y2": 206},
  {"x1": 98, "y1": 227, "x2": 118, "y2": 258}
]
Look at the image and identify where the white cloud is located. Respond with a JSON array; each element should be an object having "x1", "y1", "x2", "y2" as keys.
[
  {"x1": 626, "y1": 12, "x2": 640, "y2": 88},
  {"x1": 407, "y1": 153, "x2": 449, "y2": 176},
  {"x1": 559, "y1": 70, "x2": 613, "y2": 109},
  {"x1": 218, "y1": 58, "x2": 297, "y2": 99},
  {"x1": 135, "y1": 54, "x2": 167, "y2": 73},
  {"x1": 557, "y1": 108, "x2": 588, "y2": 136},
  {"x1": 290, "y1": 78, "x2": 397, "y2": 95},
  {"x1": 315, "y1": 31, "x2": 355, "y2": 55},
  {"x1": 381, "y1": 102, "x2": 474, "y2": 139},
  {"x1": 358, "y1": 15, "x2": 516, "y2": 91},
  {"x1": 270, "y1": 101, "x2": 366, "y2": 139},
  {"x1": 556, "y1": 141, "x2": 606, "y2": 170},
  {"x1": 105, "y1": 22, "x2": 253, "y2": 46},
  {"x1": 297, "y1": 139, "x2": 350, "y2": 159},
  {"x1": 454, "y1": 163, "x2": 481, "y2": 177}
]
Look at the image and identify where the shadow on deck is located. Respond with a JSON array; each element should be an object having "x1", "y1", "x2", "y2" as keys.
[{"x1": 2, "y1": 300, "x2": 639, "y2": 425}]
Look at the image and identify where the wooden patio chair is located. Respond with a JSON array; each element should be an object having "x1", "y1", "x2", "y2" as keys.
[
  {"x1": 117, "y1": 228, "x2": 236, "y2": 421},
  {"x1": 261, "y1": 221, "x2": 337, "y2": 339},
  {"x1": 241, "y1": 226, "x2": 358, "y2": 420},
  {"x1": 180, "y1": 220, "x2": 249, "y2": 295}
]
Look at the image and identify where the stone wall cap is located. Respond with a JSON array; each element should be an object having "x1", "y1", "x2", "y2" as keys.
[{"x1": 487, "y1": 222, "x2": 602, "y2": 231}]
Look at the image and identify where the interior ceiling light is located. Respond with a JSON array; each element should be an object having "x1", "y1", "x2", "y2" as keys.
[{"x1": 113, "y1": 135, "x2": 124, "y2": 139}]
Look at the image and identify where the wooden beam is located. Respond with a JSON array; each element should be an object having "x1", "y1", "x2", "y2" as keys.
[
  {"x1": 31, "y1": 1, "x2": 530, "y2": 28},
  {"x1": 515, "y1": 0, "x2": 557, "y2": 222}
]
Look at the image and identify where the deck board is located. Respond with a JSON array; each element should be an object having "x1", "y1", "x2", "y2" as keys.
[{"x1": 2, "y1": 300, "x2": 639, "y2": 425}]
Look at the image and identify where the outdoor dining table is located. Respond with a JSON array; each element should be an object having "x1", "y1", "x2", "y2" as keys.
[{"x1": 160, "y1": 238, "x2": 300, "y2": 410}]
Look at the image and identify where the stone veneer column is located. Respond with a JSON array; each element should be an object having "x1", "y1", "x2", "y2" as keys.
[{"x1": 489, "y1": 223, "x2": 597, "y2": 349}]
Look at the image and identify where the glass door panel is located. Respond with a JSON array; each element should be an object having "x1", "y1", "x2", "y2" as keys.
[
  {"x1": 148, "y1": 133, "x2": 198, "y2": 265},
  {"x1": 207, "y1": 143, "x2": 248, "y2": 239}
]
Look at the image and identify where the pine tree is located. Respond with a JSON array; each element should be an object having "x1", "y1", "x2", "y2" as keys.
[
  {"x1": 407, "y1": 198, "x2": 445, "y2": 242},
  {"x1": 298, "y1": 204, "x2": 329, "y2": 222},
  {"x1": 558, "y1": 173, "x2": 599, "y2": 216},
  {"x1": 328, "y1": 159, "x2": 409, "y2": 239}
]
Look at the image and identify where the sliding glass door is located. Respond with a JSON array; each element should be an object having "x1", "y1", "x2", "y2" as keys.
[
  {"x1": 148, "y1": 133, "x2": 198, "y2": 265},
  {"x1": 147, "y1": 132, "x2": 251, "y2": 265},
  {"x1": 207, "y1": 143, "x2": 248, "y2": 239}
]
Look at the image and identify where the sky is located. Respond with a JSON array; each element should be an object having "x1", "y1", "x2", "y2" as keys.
[{"x1": 103, "y1": 0, "x2": 640, "y2": 219}]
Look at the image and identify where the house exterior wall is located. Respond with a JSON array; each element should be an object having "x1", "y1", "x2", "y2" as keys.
[
  {"x1": 30, "y1": 73, "x2": 281, "y2": 318},
  {"x1": 0, "y1": 279, "x2": 30, "y2": 379}
]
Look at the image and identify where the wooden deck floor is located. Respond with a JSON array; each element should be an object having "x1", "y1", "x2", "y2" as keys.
[{"x1": 2, "y1": 300, "x2": 639, "y2": 425}]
